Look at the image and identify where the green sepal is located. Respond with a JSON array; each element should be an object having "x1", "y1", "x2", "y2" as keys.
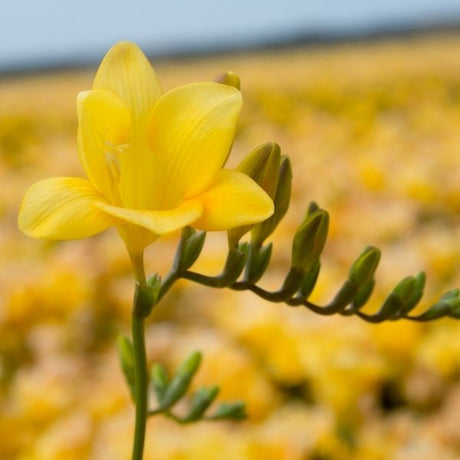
[
  {"x1": 252, "y1": 155, "x2": 292, "y2": 247},
  {"x1": 352, "y1": 279, "x2": 375, "y2": 309},
  {"x1": 160, "y1": 351, "x2": 202, "y2": 410},
  {"x1": 298, "y1": 259, "x2": 321, "y2": 298},
  {"x1": 215, "y1": 71, "x2": 241, "y2": 90},
  {"x1": 184, "y1": 385, "x2": 220, "y2": 422},
  {"x1": 246, "y1": 243, "x2": 272, "y2": 283},
  {"x1": 349, "y1": 246, "x2": 381, "y2": 286},
  {"x1": 208, "y1": 401, "x2": 247, "y2": 421},
  {"x1": 116, "y1": 335, "x2": 136, "y2": 400},
  {"x1": 151, "y1": 363, "x2": 169, "y2": 404},
  {"x1": 134, "y1": 278, "x2": 160, "y2": 317},
  {"x1": 291, "y1": 209, "x2": 329, "y2": 271}
]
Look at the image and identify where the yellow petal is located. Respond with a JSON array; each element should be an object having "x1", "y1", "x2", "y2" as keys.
[
  {"x1": 93, "y1": 42, "x2": 162, "y2": 121},
  {"x1": 77, "y1": 89, "x2": 130, "y2": 199},
  {"x1": 95, "y1": 199, "x2": 203, "y2": 235},
  {"x1": 193, "y1": 170, "x2": 274, "y2": 231},
  {"x1": 148, "y1": 82, "x2": 242, "y2": 209},
  {"x1": 18, "y1": 177, "x2": 117, "y2": 239}
]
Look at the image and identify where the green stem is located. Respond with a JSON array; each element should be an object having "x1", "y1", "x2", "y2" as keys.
[
  {"x1": 130, "y1": 252, "x2": 148, "y2": 460},
  {"x1": 131, "y1": 310, "x2": 148, "y2": 460}
]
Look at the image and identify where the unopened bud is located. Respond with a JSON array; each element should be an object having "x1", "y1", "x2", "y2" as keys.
[
  {"x1": 215, "y1": 71, "x2": 241, "y2": 90},
  {"x1": 246, "y1": 243, "x2": 272, "y2": 283},
  {"x1": 291, "y1": 209, "x2": 329, "y2": 271},
  {"x1": 228, "y1": 143, "x2": 281, "y2": 246},
  {"x1": 299, "y1": 259, "x2": 321, "y2": 298},
  {"x1": 252, "y1": 156, "x2": 292, "y2": 247},
  {"x1": 400, "y1": 272, "x2": 425, "y2": 315},
  {"x1": 349, "y1": 246, "x2": 381, "y2": 286},
  {"x1": 352, "y1": 279, "x2": 375, "y2": 309}
]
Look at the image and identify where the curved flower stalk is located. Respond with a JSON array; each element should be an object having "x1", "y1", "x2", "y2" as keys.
[{"x1": 18, "y1": 42, "x2": 273, "y2": 258}]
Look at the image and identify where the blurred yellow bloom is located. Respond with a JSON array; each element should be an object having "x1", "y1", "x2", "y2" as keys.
[{"x1": 18, "y1": 42, "x2": 273, "y2": 254}]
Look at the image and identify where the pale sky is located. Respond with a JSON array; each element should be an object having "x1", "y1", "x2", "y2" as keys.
[{"x1": 0, "y1": 0, "x2": 459, "y2": 70}]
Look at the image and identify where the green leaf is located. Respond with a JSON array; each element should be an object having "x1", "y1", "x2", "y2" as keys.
[
  {"x1": 150, "y1": 363, "x2": 169, "y2": 404},
  {"x1": 160, "y1": 351, "x2": 202, "y2": 410},
  {"x1": 185, "y1": 386, "x2": 220, "y2": 422},
  {"x1": 208, "y1": 401, "x2": 247, "y2": 421},
  {"x1": 117, "y1": 335, "x2": 136, "y2": 400}
]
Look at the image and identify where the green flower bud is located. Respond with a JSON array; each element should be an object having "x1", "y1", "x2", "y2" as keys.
[
  {"x1": 220, "y1": 246, "x2": 248, "y2": 285},
  {"x1": 160, "y1": 351, "x2": 202, "y2": 410},
  {"x1": 117, "y1": 335, "x2": 136, "y2": 400},
  {"x1": 299, "y1": 259, "x2": 321, "y2": 298},
  {"x1": 400, "y1": 272, "x2": 425, "y2": 315},
  {"x1": 352, "y1": 279, "x2": 375, "y2": 309},
  {"x1": 393, "y1": 276, "x2": 416, "y2": 303},
  {"x1": 209, "y1": 401, "x2": 247, "y2": 421},
  {"x1": 251, "y1": 155, "x2": 292, "y2": 247},
  {"x1": 376, "y1": 293, "x2": 404, "y2": 320},
  {"x1": 185, "y1": 386, "x2": 220, "y2": 422},
  {"x1": 291, "y1": 209, "x2": 329, "y2": 271},
  {"x1": 349, "y1": 246, "x2": 381, "y2": 286},
  {"x1": 174, "y1": 227, "x2": 206, "y2": 271},
  {"x1": 246, "y1": 243, "x2": 272, "y2": 283},
  {"x1": 228, "y1": 143, "x2": 281, "y2": 247},
  {"x1": 151, "y1": 363, "x2": 169, "y2": 404},
  {"x1": 215, "y1": 71, "x2": 241, "y2": 90},
  {"x1": 328, "y1": 280, "x2": 356, "y2": 310},
  {"x1": 418, "y1": 301, "x2": 452, "y2": 320}
]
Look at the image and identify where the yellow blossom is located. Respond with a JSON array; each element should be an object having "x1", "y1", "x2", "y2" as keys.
[{"x1": 18, "y1": 42, "x2": 273, "y2": 255}]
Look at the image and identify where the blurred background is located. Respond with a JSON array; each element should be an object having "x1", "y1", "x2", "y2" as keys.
[{"x1": 2, "y1": 1, "x2": 460, "y2": 459}]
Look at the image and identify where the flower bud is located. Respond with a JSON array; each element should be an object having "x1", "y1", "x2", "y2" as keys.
[
  {"x1": 291, "y1": 209, "x2": 329, "y2": 271},
  {"x1": 174, "y1": 227, "x2": 206, "y2": 271},
  {"x1": 352, "y1": 279, "x2": 375, "y2": 309},
  {"x1": 349, "y1": 246, "x2": 381, "y2": 286},
  {"x1": 400, "y1": 271, "x2": 425, "y2": 315},
  {"x1": 246, "y1": 243, "x2": 272, "y2": 283},
  {"x1": 215, "y1": 71, "x2": 241, "y2": 90},
  {"x1": 228, "y1": 143, "x2": 281, "y2": 247},
  {"x1": 299, "y1": 259, "x2": 321, "y2": 298},
  {"x1": 252, "y1": 156, "x2": 292, "y2": 247},
  {"x1": 117, "y1": 335, "x2": 135, "y2": 400}
]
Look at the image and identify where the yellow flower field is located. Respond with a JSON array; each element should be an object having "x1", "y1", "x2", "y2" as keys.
[{"x1": 2, "y1": 33, "x2": 460, "y2": 459}]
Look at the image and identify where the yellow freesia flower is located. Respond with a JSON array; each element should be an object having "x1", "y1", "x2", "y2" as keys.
[{"x1": 18, "y1": 42, "x2": 273, "y2": 256}]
